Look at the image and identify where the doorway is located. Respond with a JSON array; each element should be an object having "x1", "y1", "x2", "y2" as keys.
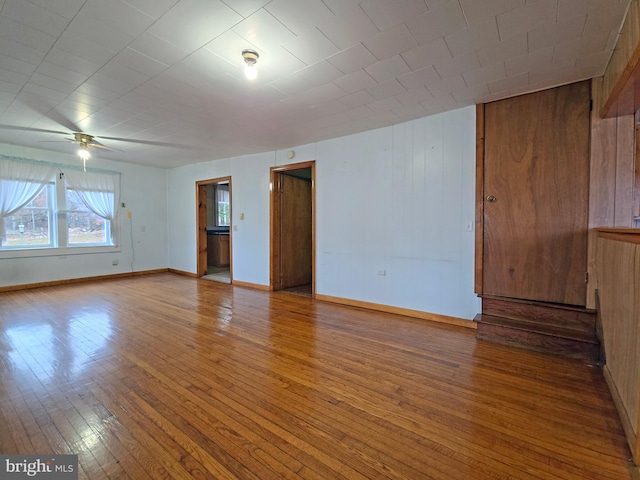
[
  {"x1": 196, "y1": 177, "x2": 232, "y2": 283},
  {"x1": 270, "y1": 161, "x2": 315, "y2": 295}
]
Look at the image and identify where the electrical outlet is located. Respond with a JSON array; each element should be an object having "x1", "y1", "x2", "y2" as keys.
[
  {"x1": 112, "y1": 259, "x2": 119, "y2": 266},
  {"x1": 377, "y1": 269, "x2": 386, "y2": 276},
  {"x1": 121, "y1": 202, "x2": 126, "y2": 208}
]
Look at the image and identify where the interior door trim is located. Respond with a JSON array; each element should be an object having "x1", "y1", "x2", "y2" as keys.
[{"x1": 269, "y1": 160, "x2": 316, "y2": 294}]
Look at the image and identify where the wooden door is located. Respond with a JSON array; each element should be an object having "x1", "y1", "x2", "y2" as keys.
[
  {"x1": 280, "y1": 174, "x2": 312, "y2": 288},
  {"x1": 483, "y1": 81, "x2": 590, "y2": 306}
]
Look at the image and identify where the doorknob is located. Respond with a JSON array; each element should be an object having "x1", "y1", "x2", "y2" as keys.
[{"x1": 486, "y1": 195, "x2": 497, "y2": 202}]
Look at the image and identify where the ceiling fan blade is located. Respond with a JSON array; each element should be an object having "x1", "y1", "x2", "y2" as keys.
[
  {"x1": 98, "y1": 135, "x2": 198, "y2": 150},
  {"x1": 0, "y1": 124, "x2": 69, "y2": 135},
  {"x1": 91, "y1": 141, "x2": 124, "y2": 153},
  {"x1": 42, "y1": 109, "x2": 83, "y2": 134}
]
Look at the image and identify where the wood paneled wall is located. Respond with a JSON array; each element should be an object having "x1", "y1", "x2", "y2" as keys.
[
  {"x1": 595, "y1": 229, "x2": 640, "y2": 464},
  {"x1": 587, "y1": 77, "x2": 637, "y2": 308},
  {"x1": 600, "y1": 0, "x2": 640, "y2": 117}
]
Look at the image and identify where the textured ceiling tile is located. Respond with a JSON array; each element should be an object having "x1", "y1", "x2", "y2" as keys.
[
  {"x1": 363, "y1": 23, "x2": 418, "y2": 61},
  {"x1": 283, "y1": 28, "x2": 339, "y2": 65},
  {"x1": 128, "y1": 32, "x2": 188, "y2": 66},
  {"x1": 505, "y1": 46, "x2": 554, "y2": 76},
  {"x1": 118, "y1": 0, "x2": 179, "y2": 19},
  {"x1": 359, "y1": 0, "x2": 428, "y2": 31},
  {"x1": 65, "y1": 17, "x2": 133, "y2": 54},
  {"x1": 496, "y1": 0, "x2": 558, "y2": 40},
  {"x1": 317, "y1": 5, "x2": 379, "y2": 50},
  {"x1": 366, "y1": 78, "x2": 406, "y2": 99},
  {"x1": 25, "y1": 0, "x2": 85, "y2": 19},
  {"x1": 433, "y1": 51, "x2": 480, "y2": 79},
  {"x1": 44, "y1": 48, "x2": 102, "y2": 77},
  {"x1": 425, "y1": 74, "x2": 467, "y2": 96},
  {"x1": 394, "y1": 86, "x2": 433, "y2": 106},
  {"x1": 528, "y1": 15, "x2": 586, "y2": 52},
  {"x1": 269, "y1": 73, "x2": 313, "y2": 96},
  {"x1": 112, "y1": 48, "x2": 169, "y2": 77},
  {"x1": 219, "y1": 0, "x2": 271, "y2": 17},
  {"x1": 326, "y1": 44, "x2": 378, "y2": 74},
  {"x1": 487, "y1": 72, "x2": 529, "y2": 94},
  {"x1": 332, "y1": 69, "x2": 378, "y2": 94},
  {"x1": 35, "y1": 62, "x2": 88, "y2": 86},
  {"x1": 368, "y1": 96, "x2": 403, "y2": 113},
  {"x1": 0, "y1": 38, "x2": 47, "y2": 65},
  {"x1": 298, "y1": 61, "x2": 344, "y2": 87},
  {"x1": 444, "y1": 18, "x2": 500, "y2": 57},
  {"x1": 401, "y1": 38, "x2": 452, "y2": 71},
  {"x1": 451, "y1": 83, "x2": 491, "y2": 103},
  {"x1": 0, "y1": 16, "x2": 56, "y2": 53},
  {"x1": 233, "y1": 8, "x2": 297, "y2": 52},
  {"x1": 1, "y1": 0, "x2": 70, "y2": 36},
  {"x1": 339, "y1": 90, "x2": 376, "y2": 108},
  {"x1": 266, "y1": 0, "x2": 334, "y2": 36},
  {"x1": 459, "y1": 0, "x2": 525, "y2": 25},
  {"x1": 406, "y1": 1, "x2": 468, "y2": 45},
  {"x1": 365, "y1": 55, "x2": 411, "y2": 84},
  {"x1": 476, "y1": 33, "x2": 527, "y2": 67},
  {"x1": 462, "y1": 61, "x2": 506, "y2": 87},
  {"x1": 75, "y1": 0, "x2": 155, "y2": 37},
  {"x1": 0, "y1": 53, "x2": 37, "y2": 76},
  {"x1": 397, "y1": 66, "x2": 441, "y2": 90},
  {"x1": 149, "y1": 0, "x2": 242, "y2": 52}
]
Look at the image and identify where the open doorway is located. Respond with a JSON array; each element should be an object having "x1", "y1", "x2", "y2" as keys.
[
  {"x1": 270, "y1": 161, "x2": 315, "y2": 295},
  {"x1": 196, "y1": 177, "x2": 232, "y2": 283}
]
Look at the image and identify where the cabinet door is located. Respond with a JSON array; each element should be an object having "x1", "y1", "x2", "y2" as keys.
[{"x1": 483, "y1": 81, "x2": 590, "y2": 306}]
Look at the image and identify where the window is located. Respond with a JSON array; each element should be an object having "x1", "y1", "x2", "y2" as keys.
[
  {"x1": 66, "y1": 189, "x2": 110, "y2": 245},
  {"x1": 215, "y1": 184, "x2": 230, "y2": 226},
  {"x1": 4, "y1": 185, "x2": 54, "y2": 248},
  {"x1": 0, "y1": 156, "x2": 120, "y2": 254}
]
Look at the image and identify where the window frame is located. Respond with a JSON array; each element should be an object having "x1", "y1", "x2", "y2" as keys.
[{"x1": 0, "y1": 172, "x2": 120, "y2": 259}]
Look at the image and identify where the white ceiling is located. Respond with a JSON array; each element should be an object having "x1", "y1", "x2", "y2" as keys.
[{"x1": 0, "y1": 0, "x2": 631, "y2": 168}]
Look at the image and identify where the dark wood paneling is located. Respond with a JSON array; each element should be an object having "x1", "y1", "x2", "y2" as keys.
[
  {"x1": 280, "y1": 174, "x2": 312, "y2": 289},
  {"x1": 483, "y1": 81, "x2": 590, "y2": 306},
  {"x1": 475, "y1": 103, "x2": 485, "y2": 295},
  {"x1": 197, "y1": 184, "x2": 207, "y2": 277}
]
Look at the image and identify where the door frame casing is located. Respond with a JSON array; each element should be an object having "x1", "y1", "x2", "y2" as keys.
[
  {"x1": 196, "y1": 176, "x2": 232, "y2": 279},
  {"x1": 270, "y1": 161, "x2": 316, "y2": 293}
]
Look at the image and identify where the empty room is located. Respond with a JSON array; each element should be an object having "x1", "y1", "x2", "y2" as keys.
[{"x1": 1, "y1": 1, "x2": 640, "y2": 479}]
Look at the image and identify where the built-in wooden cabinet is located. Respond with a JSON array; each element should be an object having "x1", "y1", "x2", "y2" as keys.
[
  {"x1": 475, "y1": 81, "x2": 598, "y2": 361},
  {"x1": 207, "y1": 234, "x2": 230, "y2": 267}
]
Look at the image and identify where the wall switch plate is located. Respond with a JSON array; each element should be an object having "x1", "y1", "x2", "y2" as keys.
[
  {"x1": 377, "y1": 270, "x2": 386, "y2": 276},
  {"x1": 466, "y1": 221, "x2": 474, "y2": 232}
]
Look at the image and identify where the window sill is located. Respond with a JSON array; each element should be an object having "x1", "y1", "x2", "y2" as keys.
[{"x1": 0, "y1": 245, "x2": 121, "y2": 259}]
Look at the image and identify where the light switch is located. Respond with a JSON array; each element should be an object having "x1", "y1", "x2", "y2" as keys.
[{"x1": 240, "y1": 213, "x2": 245, "y2": 220}]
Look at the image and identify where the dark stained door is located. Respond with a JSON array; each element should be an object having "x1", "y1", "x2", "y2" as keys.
[
  {"x1": 280, "y1": 173, "x2": 312, "y2": 289},
  {"x1": 483, "y1": 81, "x2": 590, "y2": 306}
]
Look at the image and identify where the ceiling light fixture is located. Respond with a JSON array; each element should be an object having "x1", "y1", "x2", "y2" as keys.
[
  {"x1": 242, "y1": 49, "x2": 259, "y2": 80},
  {"x1": 78, "y1": 146, "x2": 90, "y2": 171}
]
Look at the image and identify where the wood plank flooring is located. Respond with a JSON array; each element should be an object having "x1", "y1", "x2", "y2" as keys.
[{"x1": 0, "y1": 273, "x2": 633, "y2": 479}]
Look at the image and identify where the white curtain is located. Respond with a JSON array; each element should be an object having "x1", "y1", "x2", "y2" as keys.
[
  {"x1": 65, "y1": 169, "x2": 121, "y2": 244},
  {"x1": 0, "y1": 158, "x2": 56, "y2": 244}
]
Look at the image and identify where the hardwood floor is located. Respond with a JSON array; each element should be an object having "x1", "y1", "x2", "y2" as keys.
[{"x1": 0, "y1": 273, "x2": 633, "y2": 479}]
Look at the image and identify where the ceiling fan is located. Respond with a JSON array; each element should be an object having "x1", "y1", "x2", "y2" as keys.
[{"x1": 0, "y1": 110, "x2": 199, "y2": 170}]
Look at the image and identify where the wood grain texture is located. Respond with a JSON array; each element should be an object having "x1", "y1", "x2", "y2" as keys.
[
  {"x1": 483, "y1": 81, "x2": 590, "y2": 306},
  {"x1": 0, "y1": 273, "x2": 633, "y2": 479},
  {"x1": 616, "y1": 115, "x2": 636, "y2": 227},
  {"x1": 475, "y1": 103, "x2": 485, "y2": 296},
  {"x1": 596, "y1": 232, "x2": 640, "y2": 463},
  {"x1": 600, "y1": 0, "x2": 640, "y2": 118},
  {"x1": 280, "y1": 174, "x2": 312, "y2": 289}
]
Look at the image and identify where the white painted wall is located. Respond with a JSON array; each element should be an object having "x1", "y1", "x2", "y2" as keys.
[
  {"x1": 166, "y1": 106, "x2": 480, "y2": 320},
  {"x1": 0, "y1": 144, "x2": 168, "y2": 287}
]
